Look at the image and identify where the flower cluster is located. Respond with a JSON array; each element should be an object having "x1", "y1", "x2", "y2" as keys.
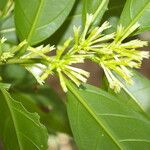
[
  {"x1": 71, "y1": 14, "x2": 149, "y2": 92},
  {"x1": 22, "y1": 38, "x2": 90, "y2": 92},
  {"x1": 0, "y1": 14, "x2": 149, "y2": 92}
]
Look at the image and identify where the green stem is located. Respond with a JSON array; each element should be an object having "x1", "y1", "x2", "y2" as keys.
[{"x1": 0, "y1": 58, "x2": 46, "y2": 65}]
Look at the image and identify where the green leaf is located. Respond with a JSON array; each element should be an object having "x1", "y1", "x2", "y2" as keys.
[
  {"x1": 119, "y1": 0, "x2": 150, "y2": 34},
  {"x1": 66, "y1": 81, "x2": 150, "y2": 150},
  {"x1": 82, "y1": 0, "x2": 109, "y2": 26},
  {"x1": 0, "y1": 0, "x2": 8, "y2": 11},
  {"x1": 123, "y1": 72, "x2": 150, "y2": 115},
  {"x1": 103, "y1": 71, "x2": 150, "y2": 117},
  {"x1": 14, "y1": 0, "x2": 75, "y2": 45},
  {"x1": 0, "y1": 89, "x2": 48, "y2": 150},
  {"x1": 0, "y1": 14, "x2": 18, "y2": 44}
]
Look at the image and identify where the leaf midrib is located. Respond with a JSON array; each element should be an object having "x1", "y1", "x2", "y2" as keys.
[
  {"x1": 27, "y1": 0, "x2": 44, "y2": 43},
  {"x1": 67, "y1": 82, "x2": 124, "y2": 150}
]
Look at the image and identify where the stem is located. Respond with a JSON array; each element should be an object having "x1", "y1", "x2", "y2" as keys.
[{"x1": 0, "y1": 58, "x2": 46, "y2": 65}]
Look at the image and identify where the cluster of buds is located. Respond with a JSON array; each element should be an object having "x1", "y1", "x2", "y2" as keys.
[
  {"x1": 72, "y1": 14, "x2": 149, "y2": 92},
  {"x1": 0, "y1": 13, "x2": 149, "y2": 92}
]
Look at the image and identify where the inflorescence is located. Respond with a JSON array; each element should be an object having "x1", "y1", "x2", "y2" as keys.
[{"x1": 0, "y1": 14, "x2": 149, "y2": 92}]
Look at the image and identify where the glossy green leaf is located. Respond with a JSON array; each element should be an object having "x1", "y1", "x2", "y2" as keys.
[
  {"x1": 14, "y1": 0, "x2": 75, "y2": 45},
  {"x1": 103, "y1": 71, "x2": 150, "y2": 117},
  {"x1": 0, "y1": 14, "x2": 18, "y2": 44},
  {"x1": 0, "y1": 89, "x2": 48, "y2": 150},
  {"x1": 67, "y1": 81, "x2": 150, "y2": 150},
  {"x1": 122, "y1": 72, "x2": 150, "y2": 115},
  {"x1": 119, "y1": 0, "x2": 150, "y2": 34},
  {"x1": 82, "y1": 0, "x2": 109, "y2": 26}
]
